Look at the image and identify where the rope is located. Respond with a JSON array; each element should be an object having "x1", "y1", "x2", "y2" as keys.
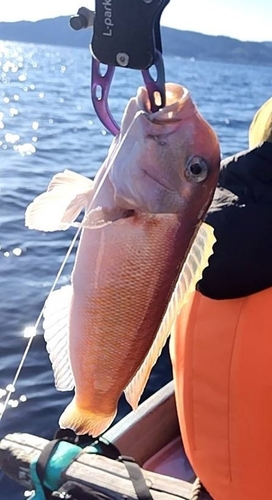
[{"x1": 191, "y1": 477, "x2": 204, "y2": 500}]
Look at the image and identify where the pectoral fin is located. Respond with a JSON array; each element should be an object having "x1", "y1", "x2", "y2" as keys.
[
  {"x1": 124, "y1": 222, "x2": 216, "y2": 409},
  {"x1": 25, "y1": 170, "x2": 94, "y2": 232},
  {"x1": 81, "y1": 207, "x2": 128, "y2": 229}
]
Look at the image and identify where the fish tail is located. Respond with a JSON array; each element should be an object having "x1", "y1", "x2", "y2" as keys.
[{"x1": 59, "y1": 398, "x2": 116, "y2": 437}]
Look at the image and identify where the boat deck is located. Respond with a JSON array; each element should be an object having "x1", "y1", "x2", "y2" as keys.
[{"x1": 0, "y1": 382, "x2": 211, "y2": 499}]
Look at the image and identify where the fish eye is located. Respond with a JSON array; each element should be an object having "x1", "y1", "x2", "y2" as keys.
[{"x1": 185, "y1": 156, "x2": 209, "y2": 183}]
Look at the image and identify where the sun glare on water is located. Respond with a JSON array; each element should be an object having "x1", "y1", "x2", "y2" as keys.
[
  {"x1": 0, "y1": 386, "x2": 28, "y2": 415},
  {"x1": 23, "y1": 326, "x2": 37, "y2": 338}
]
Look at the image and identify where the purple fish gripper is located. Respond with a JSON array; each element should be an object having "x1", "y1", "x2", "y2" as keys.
[
  {"x1": 91, "y1": 50, "x2": 166, "y2": 136},
  {"x1": 91, "y1": 59, "x2": 118, "y2": 136},
  {"x1": 142, "y1": 50, "x2": 166, "y2": 113}
]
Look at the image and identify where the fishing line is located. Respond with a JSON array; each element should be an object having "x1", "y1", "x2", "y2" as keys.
[
  {"x1": 0, "y1": 146, "x2": 117, "y2": 421},
  {"x1": 0, "y1": 113, "x2": 138, "y2": 423},
  {"x1": 0, "y1": 227, "x2": 81, "y2": 422}
]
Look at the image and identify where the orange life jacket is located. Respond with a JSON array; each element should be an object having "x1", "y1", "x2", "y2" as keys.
[{"x1": 170, "y1": 288, "x2": 272, "y2": 500}]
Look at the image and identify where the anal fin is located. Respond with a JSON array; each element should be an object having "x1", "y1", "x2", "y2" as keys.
[{"x1": 43, "y1": 285, "x2": 75, "y2": 391}]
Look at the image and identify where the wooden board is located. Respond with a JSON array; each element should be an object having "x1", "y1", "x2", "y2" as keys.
[
  {"x1": 0, "y1": 382, "x2": 211, "y2": 499},
  {"x1": 0, "y1": 432, "x2": 212, "y2": 499}
]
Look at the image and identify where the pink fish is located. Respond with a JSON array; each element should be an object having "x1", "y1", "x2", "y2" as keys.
[{"x1": 25, "y1": 83, "x2": 220, "y2": 436}]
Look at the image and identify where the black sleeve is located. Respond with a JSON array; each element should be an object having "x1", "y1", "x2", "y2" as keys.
[{"x1": 197, "y1": 203, "x2": 272, "y2": 300}]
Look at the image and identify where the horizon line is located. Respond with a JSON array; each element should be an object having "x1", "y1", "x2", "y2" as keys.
[{"x1": 0, "y1": 15, "x2": 271, "y2": 44}]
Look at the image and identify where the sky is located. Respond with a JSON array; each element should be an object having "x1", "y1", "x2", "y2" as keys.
[{"x1": 0, "y1": 0, "x2": 271, "y2": 42}]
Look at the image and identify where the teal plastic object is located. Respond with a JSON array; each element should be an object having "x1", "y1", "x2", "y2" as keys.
[{"x1": 29, "y1": 441, "x2": 98, "y2": 499}]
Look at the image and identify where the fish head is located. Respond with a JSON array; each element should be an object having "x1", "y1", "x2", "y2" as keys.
[
  {"x1": 111, "y1": 83, "x2": 221, "y2": 220},
  {"x1": 138, "y1": 83, "x2": 221, "y2": 217}
]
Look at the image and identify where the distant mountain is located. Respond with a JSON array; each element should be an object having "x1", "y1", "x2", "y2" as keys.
[
  {"x1": 164, "y1": 30, "x2": 272, "y2": 66},
  {"x1": 0, "y1": 16, "x2": 272, "y2": 66},
  {"x1": 0, "y1": 16, "x2": 89, "y2": 49}
]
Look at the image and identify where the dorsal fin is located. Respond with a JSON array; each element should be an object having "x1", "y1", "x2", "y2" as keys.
[{"x1": 124, "y1": 222, "x2": 216, "y2": 409}]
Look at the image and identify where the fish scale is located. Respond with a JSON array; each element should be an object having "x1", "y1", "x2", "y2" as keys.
[{"x1": 69, "y1": 215, "x2": 184, "y2": 414}]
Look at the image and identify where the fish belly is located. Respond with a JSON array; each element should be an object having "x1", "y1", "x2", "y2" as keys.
[{"x1": 69, "y1": 213, "x2": 196, "y2": 417}]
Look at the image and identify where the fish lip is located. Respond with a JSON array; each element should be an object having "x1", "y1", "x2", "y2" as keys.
[
  {"x1": 138, "y1": 83, "x2": 191, "y2": 118},
  {"x1": 143, "y1": 169, "x2": 176, "y2": 193}
]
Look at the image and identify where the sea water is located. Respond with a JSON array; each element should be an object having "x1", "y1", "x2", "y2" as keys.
[{"x1": 0, "y1": 39, "x2": 271, "y2": 499}]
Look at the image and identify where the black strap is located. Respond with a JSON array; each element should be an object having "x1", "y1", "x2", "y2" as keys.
[
  {"x1": 36, "y1": 440, "x2": 61, "y2": 484},
  {"x1": 91, "y1": 437, "x2": 120, "y2": 460},
  {"x1": 119, "y1": 456, "x2": 153, "y2": 500},
  {"x1": 36, "y1": 439, "x2": 62, "y2": 500},
  {"x1": 54, "y1": 429, "x2": 121, "y2": 459}
]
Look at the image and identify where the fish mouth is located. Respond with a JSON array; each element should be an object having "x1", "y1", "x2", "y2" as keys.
[
  {"x1": 123, "y1": 209, "x2": 135, "y2": 219},
  {"x1": 137, "y1": 83, "x2": 191, "y2": 120}
]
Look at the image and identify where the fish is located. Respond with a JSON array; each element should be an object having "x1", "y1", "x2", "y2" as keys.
[{"x1": 25, "y1": 83, "x2": 220, "y2": 437}]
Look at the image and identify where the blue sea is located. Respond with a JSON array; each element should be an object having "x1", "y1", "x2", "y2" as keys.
[{"x1": 0, "y1": 38, "x2": 271, "y2": 499}]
